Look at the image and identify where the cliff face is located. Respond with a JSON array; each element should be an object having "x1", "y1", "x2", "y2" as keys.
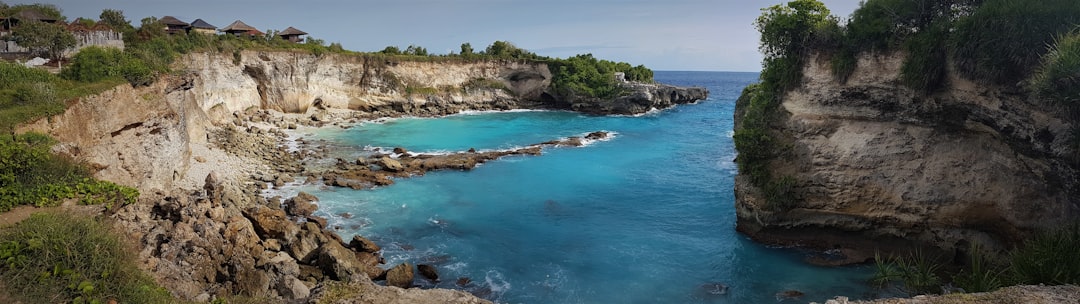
[
  {"x1": 735, "y1": 52, "x2": 1080, "y2": 257},
  {"x1": 20, "y1": 51, "x2": 706, "y2": 193}
]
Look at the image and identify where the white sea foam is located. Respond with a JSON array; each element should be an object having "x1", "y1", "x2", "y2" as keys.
[
  {"x1": 726, "y1": 130, "x2": 735, "y2": 138},
  {"x1": 453, "y1": 108, "x2": 556, "y2": 116},
  {"x1": 576, "y1": 131, "x2": 618, "y2": 147},
  {"x1": 484, "y1": 270, "x2": 512, "y2": 296}
]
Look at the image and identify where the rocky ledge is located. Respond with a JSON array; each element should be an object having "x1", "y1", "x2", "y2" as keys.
[
  {"x1": 563, "y1": 83, "x2": 710, "y2": 115},
  {"x1": 318, "y1": 131, "x2": 612, "y2": 189}
]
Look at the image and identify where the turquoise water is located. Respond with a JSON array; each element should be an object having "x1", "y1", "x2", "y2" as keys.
[{"x1": 287, "y1": 72, "x2": 877, "y2": 303}]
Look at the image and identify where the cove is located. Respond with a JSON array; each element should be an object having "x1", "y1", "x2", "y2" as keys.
[{"x1": 281, "y1": 72, "x2": 878, "y2": 303}]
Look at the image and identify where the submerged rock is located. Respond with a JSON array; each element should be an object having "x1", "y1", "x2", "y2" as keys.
[{"x1": 418, "y1": 264, "x2": 440, "y2": 282}]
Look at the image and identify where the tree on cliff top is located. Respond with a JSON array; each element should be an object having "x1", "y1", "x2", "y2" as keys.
[
  {"x1": 755, "y1": 0, "x2": 831, "y2": 61},
  {"x1": 11, "y1": 21, "x2": 75, "y2": 62},
  {"x1": 99, "y1": 9, "x2": 134, "y2": 33}
]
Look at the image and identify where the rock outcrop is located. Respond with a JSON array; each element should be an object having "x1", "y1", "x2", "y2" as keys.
[
  {"x1": 734, "y1": 51, "x2": 1080, "y2": 259},
  {"x1": 565, "y1": 83, "x2": 710, "y2": 115}
]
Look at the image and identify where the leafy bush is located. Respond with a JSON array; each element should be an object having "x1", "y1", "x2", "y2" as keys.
[
  {"x1": 872, "y1": 249, "x2": 943, "y2": 295},
  {"x1": 1009, "y1": 223, "x2": 1080, "y2": 285},
  {"x1": 1031, "y1": 31, "x2": 1080, "y2": 109},
  {"x1": 951, "y1": 0, "x2": 1080, "y2": 85},
  {"x1": 62, "y1": 46, "x2": 154, "y2": 86},
  {"x1": 952, "y1": 242, "x2": 1004, "y2": 293},
  {"x1": 548, "y1": 53, "x2": 653, "y2": 99},
  {"x1": 899, "y1": 21, "x2": 949, "y2": 93},
  {"x1": 0, "y1": 133, "x2": 138, "y2": 212},
  {"x1": 0, "y1": 212, "x2": 174, "y2": 303}
]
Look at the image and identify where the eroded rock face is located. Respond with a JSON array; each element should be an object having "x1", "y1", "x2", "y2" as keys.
[{"x1": 734, "y1": 51, "x2": 1080, "y2": 259}]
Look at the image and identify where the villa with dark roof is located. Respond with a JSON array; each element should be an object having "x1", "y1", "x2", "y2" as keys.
[
  {"x1": 220, "y1": 20, "x2": 263, "y2": 38},
  {"x1": 189, "y1": 19, "x2": 216, "y2": 35},
  {"x1": 278, "y1": 27, "x2": 307, "y2": 43},
  {"x1": 159, "y1": 16, "x2": 189, "y2": 35}
]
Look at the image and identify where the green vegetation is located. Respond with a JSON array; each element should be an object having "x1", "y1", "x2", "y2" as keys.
[
  {"x1": 815, "y1": 0, "x2": 1080, "y2": 92},
  {"x1": 734, "y1": 0, "x2": 831, "y2": 210},
  {"x1": 0, "y1": 212, "x2": 174, "y2": 303},
  {"x1": 0, "y1": 132, "x2": 138, "y2": 212},
  {"x1": 1031, "y1": 31, "x2": 1080, "y2": 115},
  {"x1": 0, "y1": 61, "x2": 122, "y2": 133},
  {"x1": 874, "y1": 224, "x2": 1080, "y2": 296},
  {"x1": 11, "y1": 21, "x2": 76, "y2": 63},
  {"x1": 548, "y1": 53, "x2": 652, "y2": 99},
  {"x1": 1008, "y1": 224, "x2": 1080, "y2": 285}
]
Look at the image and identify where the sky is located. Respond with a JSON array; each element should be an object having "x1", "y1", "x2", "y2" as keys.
[{"x1": 7, "y1": 0, "x2": 862, "y2": 72}]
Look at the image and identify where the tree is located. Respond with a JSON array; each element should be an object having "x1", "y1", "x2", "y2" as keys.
[
  {"x1": 98, "y1": 9, "x2": 133, "y2": 32},
  {"x1": 755, "y1": 0, "x2": 831, "y2": 60},
  {"x1": 379, "y1": 46, "x2": 401, "y2": 55},
  {"x1": 134, "y1": 16, "x2": 164, "y2": 41},
  {"x1": 12, "y1": 21, "x2": 76, "y2": 62},
  {"x1": 404, "y1": 44, "x2": 427, "y2": 56},
  {"x1": 460, "y1": 42, "x2": 474, "y2": 57}
]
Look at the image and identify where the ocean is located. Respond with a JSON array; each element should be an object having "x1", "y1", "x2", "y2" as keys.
[{"x1": 280, "y1": 71, "x2": 877, "y2": 303}]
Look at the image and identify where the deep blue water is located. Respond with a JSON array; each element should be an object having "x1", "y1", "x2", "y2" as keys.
[{"x1": 282, "y1": 72, "x2": 876, "y2": 303}]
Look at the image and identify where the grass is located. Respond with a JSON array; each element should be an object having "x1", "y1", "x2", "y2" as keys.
[{"x1": 0, "y1": 211, "x2": 174, "y2": 304}]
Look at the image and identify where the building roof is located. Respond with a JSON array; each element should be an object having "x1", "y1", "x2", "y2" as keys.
[
  {"x1": 278, "y1": 26, "x2": 307, "y2": 36},
  {"x1": 159, "y1": 16, "x2": 189, "y2": 27},
  {"x1": 244, "y1": 29, "x2": 265, "y2": 36},
  {"x1": 220, "y1": 20, "x2": 258, "y2": 32},
  {"x1": 190, "y1": 18, "x2": 216, "y2": 29},
  {"x1": 14, "y1": 9, "x2": 57, "y2": 22}
]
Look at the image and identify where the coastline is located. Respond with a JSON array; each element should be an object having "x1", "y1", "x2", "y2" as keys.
[{"x1": 12, "y1": 55, "x2": 709, "y2": 302}]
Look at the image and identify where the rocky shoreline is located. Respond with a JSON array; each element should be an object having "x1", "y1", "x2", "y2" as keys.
[{"x1": 13, "y1": 51, "x2": 709, "y2": 303}]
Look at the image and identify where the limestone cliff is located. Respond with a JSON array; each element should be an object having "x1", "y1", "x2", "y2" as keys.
[
  {"x1": 734, "y1": 52, "x2": 1080, "y2": 258},
  {"x1": 20, "y1": 50, "x2": 706, "y2": 193}
]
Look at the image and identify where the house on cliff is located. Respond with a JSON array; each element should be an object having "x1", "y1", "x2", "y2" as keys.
[
  {"x1": 278, "y1": 27, "x2": 307, "y2": 43},
  {"x1": 159, "y1": 16, "x2": 190, "y2": 35},
  {"x1": 190, "y1": 19, "x2": 216, "y2": 35},
  {"x1": 221, "y1": 20, "x2": 263, "y2": 38}
]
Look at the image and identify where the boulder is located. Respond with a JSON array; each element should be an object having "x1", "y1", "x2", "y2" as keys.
[
  {"x1": 386, "y1": 262, "x2": 414, "y2": 288},
  {"x1": 285, "y1": 192, "x2": 319, "y2": 217},
  {"x1": 243, "y1": 206, "x2": 299, "y2": 241},
  {"x1": 306, "y1": 215, "x2": 328, "y2": 229},
  {"x1": 288, "y1": 222, "x2": 328, "y2": 263},
  {"x1": 316, "y1": 241, "x2": 367, "y2": 282},
  {"x1": 417, "y1": 264, "x2": 439, "y2": 282},
  {"x1": 393, "y1": 147, "x2": 409, "y2": 154},
  {"x1": 277, "y1": 276, "x2": 310, "y2": 299},
  {"x1": 379, "y1": 157, "x2": 405, "y2": 172},
  {"x1": 349, "y1": 235, "x2": 381, "y2": 253},
  {"x1": 356, "y1": 252, "x2": 387, "y2": 279},
  {"x1": 585, "y1": 131, "x2": 609, "y2": 140}
]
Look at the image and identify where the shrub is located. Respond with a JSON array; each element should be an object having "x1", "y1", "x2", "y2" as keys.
[
  {"x1": 0, "y1": 212, "x2": 174, "y2": 303},
  {"x1": 0, "y1": 133, "x2": 138, "y2": 212},
  {"x1": 900, "y1": 21, "x2": 950, "y2": 93},
  {"x1": 874, "y1": 249, "x2": 943, "y2": 295},
  {"x1": 951, "y1": 0, "x2": 1080, "y2": 85},
  {"x1": 952, "y1": 242, "x2": 1004, "y2": 293},
  {"x1": 1030, "y1": 31, "x2": 1080, "y2": 110},
  {"x1": 1009, "y1": 223, "x2": 1080, "y2": 285}
]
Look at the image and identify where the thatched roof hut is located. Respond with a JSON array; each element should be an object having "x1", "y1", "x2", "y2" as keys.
[
  {"x1": 278, "y1": 26, "x2": 307, "y2": 43},
  {"x1": 220, "y1": 20, "x2": 263, "y2": 38},
  {"x1": 189, "y1": 19, "x2": 217, "y2": 35},
  {"x1": 159, "y1": 16, "x2": 190, "y2": 34},
  {"x1": 14, "y1": 9, "x2": 58, "y2": 23}
]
